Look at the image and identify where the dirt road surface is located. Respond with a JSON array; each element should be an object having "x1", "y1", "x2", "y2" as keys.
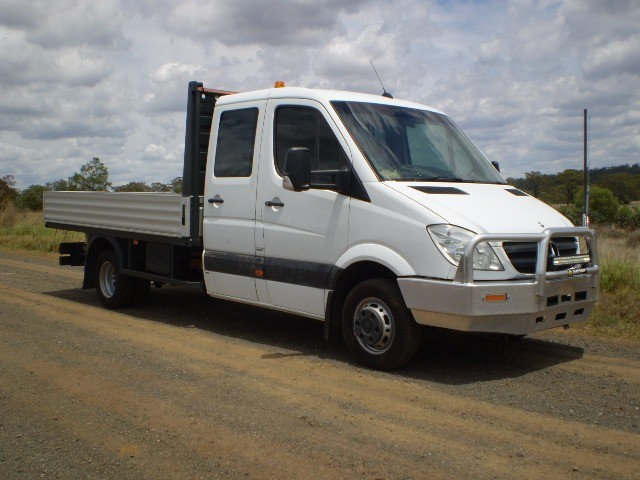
[{"x1": 0, "y1": 250, "x2": 638, "y2": 479}]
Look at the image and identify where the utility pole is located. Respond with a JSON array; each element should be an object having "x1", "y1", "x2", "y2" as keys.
[{"x1": 582, "y1": 108, "x2": 589, "y2": 226}]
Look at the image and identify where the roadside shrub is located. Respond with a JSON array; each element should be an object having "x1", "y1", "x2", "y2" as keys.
[
  {"x1": 615, "y1": 205, "x2": 635, "y2": 229},
  {"x1": 555, "y1": 204, "x2": 582, "y2": 226},
  {"x1": 631, "y1": 208, "x2": 640, "y2": 229},
  {"x1": 599, "y1": 259, "x2": 640, "y2": 293},
  {"x1": 575, "y1": 186, "x2": 620, "y2": 224},
  {"x1": 17, "y1": 184, "x2": 49, "y2": 211}
]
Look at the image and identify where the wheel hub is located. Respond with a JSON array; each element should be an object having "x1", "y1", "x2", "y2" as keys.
[
  {"x1": 99, "y1": 261, "x2": 116, "y2": 298},
  {"x1": 353, "y1": 298, "x2": 395, "y2": 355}
]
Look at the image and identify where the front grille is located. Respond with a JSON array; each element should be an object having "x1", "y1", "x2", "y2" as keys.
[{"x1": 503, "y1": 237, "x2": 580, "y2": 273}]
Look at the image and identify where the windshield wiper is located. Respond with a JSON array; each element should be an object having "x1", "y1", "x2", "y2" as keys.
[
  {"x1": 402, "y1": 176, "x2": 507, "y2": 184},
  {"x1": 421, "y1": 176, "x2": 467, "y2": 182}
]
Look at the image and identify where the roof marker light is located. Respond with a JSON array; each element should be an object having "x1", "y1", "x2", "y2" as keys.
[{"x1": 274, "y1": 81, "x2": 285, "y2": 88}]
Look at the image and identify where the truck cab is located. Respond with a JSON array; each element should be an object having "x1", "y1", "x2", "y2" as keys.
[{"x1": 45, "y1": 81, "x2": 599, "y2": 370}]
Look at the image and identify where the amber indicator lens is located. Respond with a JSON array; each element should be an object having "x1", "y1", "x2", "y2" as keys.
[{"x1": 484, "y1": 293, "x2": 507, "y2": 302}]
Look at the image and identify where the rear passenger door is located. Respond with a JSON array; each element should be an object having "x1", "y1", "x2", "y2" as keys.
[{"x1": 203, "y1": 102, "x2": 265, "y2": 301}]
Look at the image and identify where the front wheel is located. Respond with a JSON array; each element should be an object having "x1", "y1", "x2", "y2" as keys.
[{"x1": 342, "y1": 279, "x2": 421, "y2": 370}]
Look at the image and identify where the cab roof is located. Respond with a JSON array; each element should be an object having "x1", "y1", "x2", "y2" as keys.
[{"x1": 215, "y1": 86, "x2": 444, "y2": 115}]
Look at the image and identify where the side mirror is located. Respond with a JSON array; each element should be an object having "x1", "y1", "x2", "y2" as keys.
[
  {"x1": 283, "y1": 147, "x2": 311, "y2": 192},
  {"x1": 491, "y1": 160, "x2": 500, "y2": 172},
  {"x1": 333, "y1": 167, "x2": 352, "y2": 194}
]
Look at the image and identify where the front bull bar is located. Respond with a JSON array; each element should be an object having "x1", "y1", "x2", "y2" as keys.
[
  {"x1": 454, "y1": 227, "x2": 599, "y2": 294},
  {"x1": 398, "y1": 226, "x2": 599, "y2": 334}
]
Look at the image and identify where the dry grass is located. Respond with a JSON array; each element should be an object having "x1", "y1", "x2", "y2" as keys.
[
  {"x1": 595, "y1": 225, "x2": 640, "y2": 263},
  {"x1": 564, "y1": 226, "x2": 640, "y2": 341},
  {"x1": 0, "y1": 205, "x2": 84, "y2": 253}
]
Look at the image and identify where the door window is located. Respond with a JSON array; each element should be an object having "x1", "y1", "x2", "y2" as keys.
[
  {"x1": 274, "y1": 106, "x2": 348, "y2": 174},
  {"x1": 214, "y1": 108, "x2": 259, "y2": 177}
]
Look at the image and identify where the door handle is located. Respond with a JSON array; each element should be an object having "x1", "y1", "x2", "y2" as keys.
[
  {"x1": 208, "y1": 197, "x2": 224, "y2": 204},
  {"x1": 265, "y1": 200, "x2": 284, "y2": 207}
]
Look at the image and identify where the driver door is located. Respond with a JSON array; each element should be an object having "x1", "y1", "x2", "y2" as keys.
[{"x1": 256, "y1": 99, "x2": 351, "y2": 317}]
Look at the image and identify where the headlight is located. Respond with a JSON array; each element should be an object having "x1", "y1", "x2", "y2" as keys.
[{"x1": 427, "y1": 224, "x2": 503, "y2": 271}]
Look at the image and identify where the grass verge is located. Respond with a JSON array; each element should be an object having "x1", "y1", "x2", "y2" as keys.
[
  {"x1": 0, "y1": 206, "x2": 83, "y2": 253},
  {"x1": 567, "y1": 228, "x2": 640, "y2": 341}
]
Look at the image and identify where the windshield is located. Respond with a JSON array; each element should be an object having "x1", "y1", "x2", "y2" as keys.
[{"x1": 331, "y1": 101, "x2": 505, "y2": 183}]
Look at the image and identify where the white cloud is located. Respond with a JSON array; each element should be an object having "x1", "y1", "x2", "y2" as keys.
[
  {"x1": 583, "y1": 36, "x2": 640, "y2": 80},
  {"x1": 161, "y1": 0, "x2": 367, "y2": 47},
  {"x1": 0, "y1": 0, "x2": 639, "y2": 188},
  {"x1": 143, "y1": 62, "x2": 206, "y2": 113}
]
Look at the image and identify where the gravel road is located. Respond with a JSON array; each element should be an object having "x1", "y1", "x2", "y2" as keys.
[{"x1": 0, "y1": 250, "x2": 638, "y2": 479}]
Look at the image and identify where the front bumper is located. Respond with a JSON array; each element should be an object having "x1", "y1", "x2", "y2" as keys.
[{"x1": 398, "y1": 227, "x2": 600, "y2": 335}]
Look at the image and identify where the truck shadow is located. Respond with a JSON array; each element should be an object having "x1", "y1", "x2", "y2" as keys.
[{"x1": 47, "y1": 286, "x2": 584, "y2": 385}]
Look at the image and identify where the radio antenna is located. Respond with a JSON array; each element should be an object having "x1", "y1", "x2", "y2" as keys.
[{"x1": 369, "y1": 60, "x2": 393, "y2": 98}]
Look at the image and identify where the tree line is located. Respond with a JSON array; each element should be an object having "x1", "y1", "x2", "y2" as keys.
[
  {"x1": 505, "y1": 163, "x2": 640, "y2": 228},
  {"x1": 1, "y1": 158, "x2": 183, "y2": 211},
  {"x1": 2, "y1": 158, "x2": 639, "y2": 228}
]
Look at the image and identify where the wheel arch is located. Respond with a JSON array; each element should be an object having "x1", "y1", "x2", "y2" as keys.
[
  {"x1": 83, "y1": 236, "x2": 127, "y2": 289},
  {"x1": 325, "y1": 257, "x2": 405, "y2": 342},
  {"x1": 334, "y1": 243, "x2": 416, "y2": 277}
]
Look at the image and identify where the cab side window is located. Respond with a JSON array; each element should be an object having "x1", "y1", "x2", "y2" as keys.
[
  {"x1": 214, "y1": 108, "x2": 259, "y2": 177},
  {"x1": 274, "y1": 106, "x2": 348, "y2": 174}
]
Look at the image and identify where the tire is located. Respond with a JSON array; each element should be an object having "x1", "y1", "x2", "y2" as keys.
[
  {"x1": 342, "y1": 278, "x2": 421, "y2": 370},
  {"x1": 94, "y1": 250, "x2": 134, "y2": 308}
]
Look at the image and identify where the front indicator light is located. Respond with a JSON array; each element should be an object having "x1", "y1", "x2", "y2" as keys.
[{"x1": 483, "y1": 293, "x2": 508, "y2": 302}]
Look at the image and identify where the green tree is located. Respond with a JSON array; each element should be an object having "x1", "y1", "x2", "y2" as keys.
[
  {"x1": 46, "y1": 179, "x2": 70, "y2": 191},
  {"x1": 556, "y1": 169, "x2": 583, "y2": 204},
  {"x1": 67, "y1": 157, "x2": 111, "y2": 191},
  {"x1": 555, "y1": 204, "x2": 582, "y2": 226},
  {"x1": 575, "y1": 185, "x2": 619, "y2": 223},
  {"x1": 505, "y1": 176, "x2": 529, "y2": 193},
  {"x1": 597, "y1": 172, "x2": 640, "y2": 204},
  {"x1": 0, "y1": 175, "x2": 18, "y2": 206},
  {"x1": 113, "y1": 181, "x2": 152, "y2": 192},
  {"x1": 523, "y1": 171, "x2": 555, "y2": 200},
  {"x1": 169, "y1": 177, "x2": 183, "y2": 193},
  {"x1": 150, "y1": 182, "x2": 171, "y2": 192},
  {"x1": 17, "y1": 184, "x2": 50, "y2": 210}
]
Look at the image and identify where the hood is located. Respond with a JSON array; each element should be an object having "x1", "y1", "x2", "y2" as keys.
[{"x1": 385, "y1": 182, "x2": 572, "y2": 234}]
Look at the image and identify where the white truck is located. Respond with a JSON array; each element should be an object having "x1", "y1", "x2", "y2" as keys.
[{"x1": 44, "y1": 81, "x2": 599, "y2": 369}]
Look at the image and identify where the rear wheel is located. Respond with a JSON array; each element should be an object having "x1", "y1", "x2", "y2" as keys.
[
  {"x1": 95, "y1": 250, "x2": 133, "y2": 308},
  {"x1": 342, "y1": 278, "x2": 420, "y2": 370}
]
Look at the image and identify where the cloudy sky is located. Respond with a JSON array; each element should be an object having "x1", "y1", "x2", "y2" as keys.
[{"x1": 1, "y1": 0, "x2": 639, "y2": 188}]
